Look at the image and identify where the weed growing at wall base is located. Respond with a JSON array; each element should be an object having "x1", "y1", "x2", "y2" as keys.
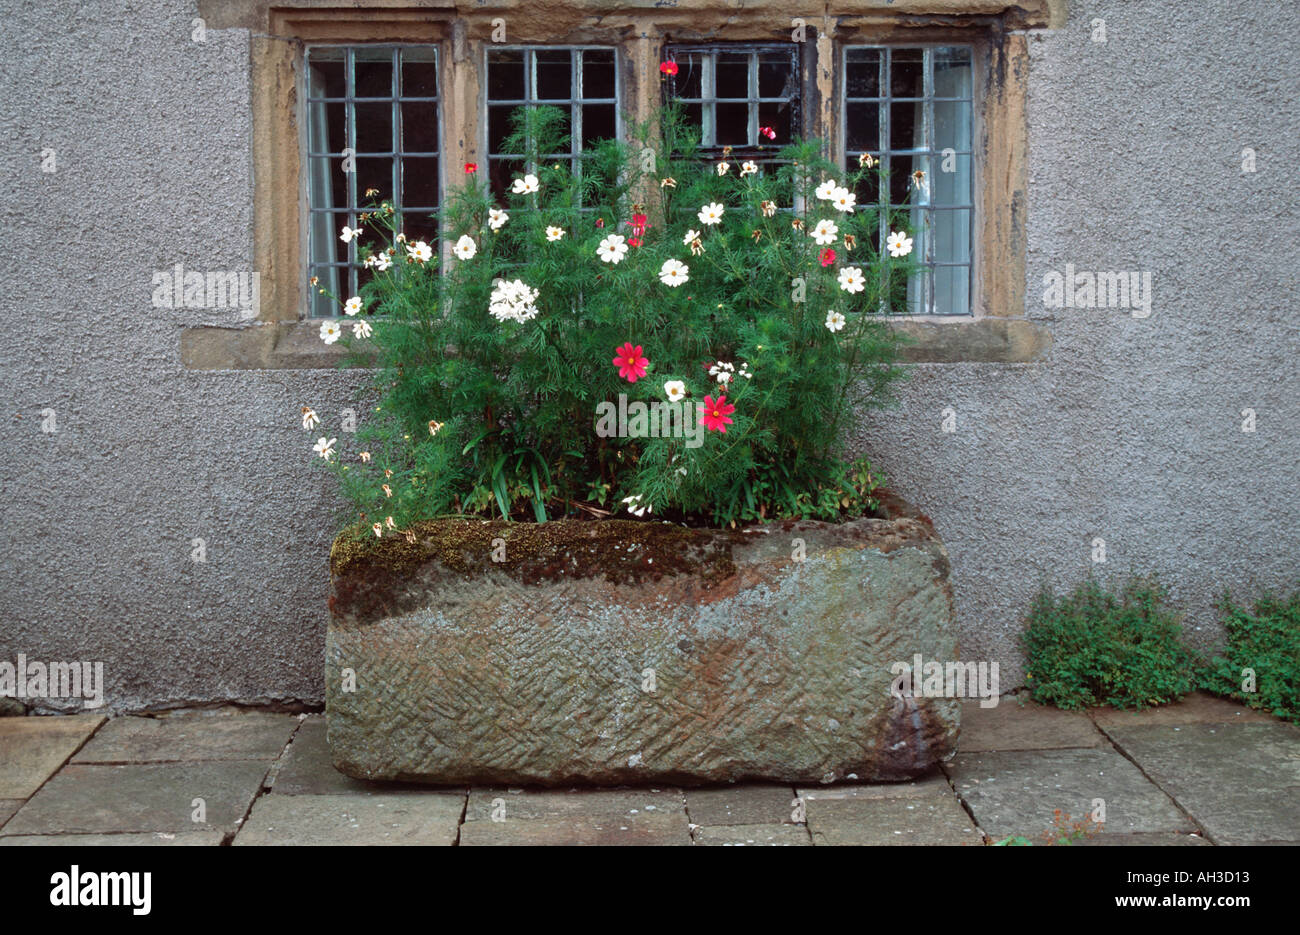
[{"x1": 1200, "y1": 588, "x2": 1300, "y2": 724}]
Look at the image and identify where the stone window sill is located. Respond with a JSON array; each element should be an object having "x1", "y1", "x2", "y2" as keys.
[{"x1": 180, "y1": 316, "x2": 1051, "y2": 370}]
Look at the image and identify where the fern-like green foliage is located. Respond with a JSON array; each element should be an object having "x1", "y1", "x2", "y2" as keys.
[
  {"x1": 1200, "y1": 589, "x2": 1300, "y2": 724},
  {"x1": 318, "y1": 104, "x2": 917, "y2": 533},
  {"x1": 1021, "y1": 576, "x2": 1196, "y2": 710}
]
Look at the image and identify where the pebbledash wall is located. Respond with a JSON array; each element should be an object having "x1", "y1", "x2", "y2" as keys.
[{"x1": 0, "y1": 0, "x2": 1295, "y2": 712}]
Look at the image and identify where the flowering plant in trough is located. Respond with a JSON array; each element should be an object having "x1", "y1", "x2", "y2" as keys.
[{"x1": 309, "y1": 105, "x2": 923, "y2": 536}]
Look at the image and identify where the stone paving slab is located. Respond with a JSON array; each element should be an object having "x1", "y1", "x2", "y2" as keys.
[
  {"x1": 74, "y1": 710, "x2": 300, "y2": 764},
  {"x1": 465, "y1": 787, "x2": 685, "y2": 822},
  {"x1": 693, "y1": 823, "x2": 811, "y2": 846},
  {"x1": 234, "y1": 792, "x2": 463, "y2": 845},
  {"x1": 0, "y1": 714, "x2": 105, "y2": 798},
  {"x1": 805, "y1": 791, "x2": 980, "y2": 845},
  {"x1": 0, "y1": 800, "x2": 22, "y2": 829},
  {"x1": 946, "y1": 748, "x2": 1195, "y2": 840},
  {"x1": 797, "y1": 772, "x2": 952, "y2": 802},
  {"x1": 1090, "y1": 692, "x2": 1277, "y2": 730},
  {"x1": 0, "y1": 832, "x2": 224, "y2": 846},
  {"x1": 271, "y1": 716, "x2": 411, "y2": 795},
  {"x1": 1076, "y1": 832, "x2": 1211, "y2": 846},
  {"x1": 685, "y1": 784, "x2": 797, "y2": 826},
  {"x1": 461, "y1": 812, "x2": 691, "y2": 846},
  {"x1": 1102, "y1": 722, "x2": 1300, "y2": 845},
  {"x1": 959, "y1": 699, "x2": 1107, "y2": 752},
  {"x1": 2, "y1": 761, "x2": 270, "y2": 836}
]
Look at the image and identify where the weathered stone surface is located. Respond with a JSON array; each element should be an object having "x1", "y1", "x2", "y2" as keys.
[
  {"x1": 946, "y1": 749, "x2": 1195, "y2": 840},
  {"x1": 805, "y1": 792, "x2": 980, "y2": 845},
  {"x1": 1075, "y1": 833, "x2": 1211, "y2": 847},
  {"x1": 1, "y1": 762, "x2": 269, "y2": 836},
  {"x1": 465, "y1": 788, "x2": 684, "y2": 822},
  {"x1": 327, "y1": 493, "x2": 958, "y2": 785},
  {"x1": 1090, "y1": 691, "x2": 1277, "y2": 730},
  {"x1": 74, "y1": 710, "x2": 299, "y2": 764},
  {"x1": 272, "y1": 715, "x2": 409, "y2": 795},
  {"x1": 0, "y1": 800, "x2": 22, "y2": 828},
  {"x1": 0, "y1": 832, "x2": 224, "y2": 846},
  {"x1": 460, "y1": 813, "x2": 691, "y2": 846},
  {"x1": 694, "y1": 823, "x2": 811, "y2": 846},
  {"x1": 0, "y1": 698, "x2": 25, "y2": 717},
  {"x1": 1102, "y1": 722, "x2": 1300, "y2": 845},
  {"x1": 0, "y1": 715, "x2": 105, "y2": 798},
  {"x1": 233, "y1": 792, "x2": 463, "y2": 845},
  {"x1": 686, "y1": 785, "x2": 798, "y2": 826},
  {"x1": 959, "y1": 697, "x2": 1107, "y2": 752}
]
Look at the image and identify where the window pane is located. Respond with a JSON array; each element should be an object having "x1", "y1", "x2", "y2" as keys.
[
  {"x1": 931, "y1": 209, "x2": 971, "y2": 264},
  {"x1": 845, "y1": 48, "x2": 880, "y2": 98},
  {"x1": 354, "y1": 157, "x2": 392, "y2": 205},
  {"x1": 934, "y1": 265, "x2": 970, "y2": 316},
  {"x1": 401, "y1": 157, "x2": 439, "y2": 211},
  {"x1": 674, "y1": 54, "x2": 703, "y2": 99},
  {"x1": 354, "y1": 102, "x2": 393, "y2": 153},
  {"x1": 488, "y1": 49, "x2": 525, "y2": 99},
  {"x1": 931, "y1": 153, "x2": 972, "y2": 205},
  {"x1": 581, "y1": 49, "x2": 616, "y2": 99},
  {"x1": 354, "y1": 48, "x2": 393, "y2": 97},
  {"x1": 890, "y1": 48, "x2": 925, "y2": 97},
  {"x1": 889, "y1": 101, "x2": 921, "y2": 151},
  {"x1": 934, "y1": 100, "x2": 972, "y2": 152},
  {"x1": 757, "y1": 100, "x2": 793, "y2": 144},
  {"x1": 715, "y1": 52, "x2": 749, "y2": 98},
  {"x1": 307, "y1": 49, "x2": 346, "y2": 99},
  {"x1": 535, "y1": 49, "x2": 572, "y2": 100},
  {"x1": 715, "y1": 102, "x2": 749, "y2": 145},
  {"x1": 401, "y1": 101, "x2": 438, "y2": 153},
  {"x1": 581, "y1": 104, "x2": 616, "y2": 148},
  {"x1": 757, "y1": 51, "x2": 795, "y2": 97},
  {"x1": 400, "y1": 48, "x2": 438, "y2": 97},
  {"x1": 488, "y1": 104, "x2": 519, "y2": 153},
  {"x1": 845, "y1": 102, "x2": 879, "y2": 153},
  {"x1": 934, "y1": 46, "x2": 972, "y2": 97}
]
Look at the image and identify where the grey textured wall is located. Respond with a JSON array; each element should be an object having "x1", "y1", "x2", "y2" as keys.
[{"x1": 1, "y1": 0, "x2": 1295, "y2": 711}]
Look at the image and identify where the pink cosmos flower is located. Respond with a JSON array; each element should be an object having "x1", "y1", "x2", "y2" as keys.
[
  {"x1": 660, "y1": 61, "x2": 679, "y2": 76},
  {"x1": 760, "y1": 126, "x2": 777, "y2": 141},
  {"x1": 613, "y1": 343, "x2": 649, "y2": 383},
  {"x1": 700, "y1": 394, "x2": 736, "y2": 433},
  {"x1": 820, "y1": 248, "x2": 836, "y2": 267}
]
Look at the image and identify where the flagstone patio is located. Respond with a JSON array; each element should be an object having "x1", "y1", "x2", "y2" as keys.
[{"x1": 0, "y1": 693, "x2": 1295, "y2": 846}]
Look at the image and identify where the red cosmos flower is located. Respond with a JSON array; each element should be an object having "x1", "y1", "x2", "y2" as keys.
[
  {"x1": 819, "y1": 248, "x2": 836, "y2": 267},
  {"x1": 660, "y1": 61, "x2": 679, "y2": 76},
  {"x1": 613, "y1": 343, "x2": 649, "y2": 383},
  {"x1": 595, "y1": 218, "x2": 605, "y2": 228},
  {"x1": 628, "y1": 237, "x2": 643, "y2": 248},
  {"x1": 627, "y1": 212, "x2": 649, "y2": 236},
  {"x1": 699, "y1": 394, "x2": 736, "y2": 433},
  {"x1": 464, "y1": 162, "x2": 477, "y2": 173},
  {"x1": 759, "y1": 126, "x2": 777, "y2": 141}
]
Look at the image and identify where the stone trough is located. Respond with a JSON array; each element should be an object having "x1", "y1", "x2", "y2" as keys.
[{"x1": 326, "y1": 492, "x2": 960, "y2": 785}]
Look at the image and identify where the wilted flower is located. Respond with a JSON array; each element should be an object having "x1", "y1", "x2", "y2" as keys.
[
  {"x1": 760, "y1": 200, "x2": 777, "y2": 217},
  {"x1": 359, "y1": 451, "x2": 371, "y2": 463},
  {"x1": 301, "y1": 406, "x2": 319, "y2": 430},
  {"x1": 406, "y1": 240, "x2": 433, "y2": 263},
  {"x1": 716, "y1": 161, "x2": 730, "y2": 176},
  {"x1": 382, "y1": 484, "x2": 392, "y2": 498},
  {"x1": 912, "y1": 169, "x2": 927, "y2": 192},
  {"x1": 739, "y1": 161, "x2": 758, "y2": 177},
  {"x1": 859, "y1": 152, "x2": 876, "y2": 168},
  {"x1": 428, "y1": 420, "x2": 444, "y2": 436},
  {"x1": 660, "y1": 177, "x2": 677, "y2": 188},
  {"x1": 621, "y1": 494, "x2": 653, "y2": 517},
  {"x1": 372, "y1": 522, "x2": 383, "y2": 538},
  {"x1": 352, "y1": 319, "x2": 372, "y2": 339},
  {"x1": 844, "y1": 233, "x2": 857, "y2": 252}
]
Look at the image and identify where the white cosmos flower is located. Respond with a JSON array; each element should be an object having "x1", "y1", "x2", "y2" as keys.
[
  {"x1": 697, "y1": 203, "x2": 725, "y2": 226},
  {"x1": 887, "y1": 231, "x2": 914, "y2": 258},
  {"x1": 815, "y1": 180, "x2": 839, "y2": 201},
  {"x1": 838, "y1": 266, "x2": 866, "y2": 294},
  {"x1": 739, "y1": 161, "x2": 758, "y2": 177},
  {"x1": 825, "y1": 310, "x2": 846, "y2": 332},
  {"x1": 716, "y1": 161, "x2": 730, "y2": 176},
  {"x1": 365, "y1": 252, "x2": 391, "y2": 271},
  {"x1": 407, "y1": 240, "x2": 433, "y2": 263},
  {"x1": 352, "y1": 319, "x2": 372, "y2": 339},
  {"x1": 319, "y1": 320, "x2": 342, "y2": 344},
  {"x1": 488, "y1": 278, "x2": 540, "y2": 322},
  {"x1": 621, "y1": 494, "x2": 653, "y2": 517},
  {"x1": 454, "y1": 235, "x2": 477, "y2": 260},
  {"x1": 546, "y1": 226, "x2": 565, "y2": 241},
  {"x1": 659, "y1": 259, "x2": 689, "y2": 287},
  {"x1": 343, "y1": 296, "x2": 362, "y2": 316},
  {"x1": 510, "y1": 174, "x2": 540, "y2": 194},
  {"x1": 664, "y1": 380, "x2": 686, "y2": 402},
  {"x1": 488, "y1": 208, "x2": 509, "y2": 230},
  {"x1": 301, "y1": 406, "x2": 320, "y2": 430},
  {"x1": 596, "y1": 234, "x2": 629, "y2": 264},
  {"x1": 812, "y1": 219, "x2": 839, "y2": 246},
  {"x1": 340, "y1": 225, "x2": 361, "y2": 243},
  {"x1": 312, "y1": 436, "x2": 337, "y2": 460},
  {"x1": 683, "y1": 228, "x2": 701, "y2": 246},
  {"x1": 831, "y1": 187, "x2": 857, "y2": 213}
]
